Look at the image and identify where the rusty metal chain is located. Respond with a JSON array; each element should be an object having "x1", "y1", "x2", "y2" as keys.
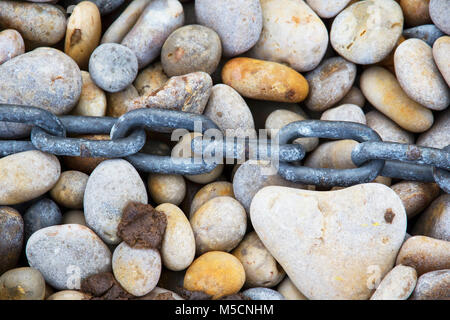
[{"x1": 0, "y1": 104, "x2": 449, "y2": 192}]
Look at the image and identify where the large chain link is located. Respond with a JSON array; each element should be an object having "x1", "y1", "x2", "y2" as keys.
[{"x1": 1, "y1": 104, "x2": 449, "y2": 192}]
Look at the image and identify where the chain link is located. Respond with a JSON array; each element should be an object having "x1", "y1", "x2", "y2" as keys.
[{"x1": 0, "y1": 104, "x2": 449, "y2": 192}]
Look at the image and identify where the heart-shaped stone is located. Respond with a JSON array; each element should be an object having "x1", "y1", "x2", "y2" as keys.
[{"x1": 250, "y1": 184, "x2": 407, "y2": 300}]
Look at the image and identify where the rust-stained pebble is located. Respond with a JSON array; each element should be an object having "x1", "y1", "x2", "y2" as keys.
[
  {"x1": 127, "y1": 72, "x2": 212, "y2": 114},
  {"x1": 360, "y1": 67, "x2": 434, "y2": 133},
  {"x1": 183, "y1": 251, "x2": 246, "y2": 300},
  {"x1": 394, "y1": 38, "x2": 449, "y2": 110},
  {"x1": 0, "y1": 207, "x2": 23, "y2": 275},
  {"x1": 0, "y1": 29, "x2": 24, "y2": 65},
  {"x1": 190, "y1": 196, "x2": 247, "y2": 255},
  {"x1": 413, "y1": 195, "x2": 450, "y2": 241},
  {"x1": 156, "y1": 203, "x2": 195, "y2": 272},
  {"x1": 391, "y1": 181, "x2": 440, "y2": 218},
  {"x1": 396, "y1": 236, "x2": 450, "y2": 275},
  {"x1": 0, "y1": 1, "x2": 66, "y2": 46},
  {"x1": 0, "y1": 267, "x2": 45, "y2": 300},
  {"x1": 232, "y1": 231, "x2": 285, "y2": 288},
  {"x1": 81, "y1": 271, "x2": 134, "y2": 300},
  {"x1": 65, "y1": 1, "x2": 101, "y2": 70},
  {"x1": 222, "y1": 57, "x2": 309, "y2": 103},
  {"x1": 50, "y1": 171, "x2": 88, "y2": 209},
  {"x1": 304, "y1": 57, "x2": 357, "y2": 112},
  {"x1": 370, "y1": 265, "x2": 417, "y2": 300},
  {"x1": 330, "y1": 0, "x2": 403, "y2": 65},
  {"x1": 148, "y1": 174, "x2": 186, "y2": 206},
  {"x1": 250, "y1": 0, "x2": 328, "y2": 72},
  {"x1": 26, "y1": 224, "x2": 112, "y2": 290},
  {"x1": 410, "y1": 269, "x2": 450, "y2": 300},
  {"x1": 117, "y1": 202, "x2": 167, "y2": 250},
  {"x1": 0, "y1": 151, "x2": 61, "y2": 206},
  {"x1": 112, "y1": 241, "x2": 162, "y2": 296}
]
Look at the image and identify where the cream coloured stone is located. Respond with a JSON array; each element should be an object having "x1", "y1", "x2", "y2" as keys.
[{"x1": 370, "y1": 265, "x2": 417, "y2": 300}]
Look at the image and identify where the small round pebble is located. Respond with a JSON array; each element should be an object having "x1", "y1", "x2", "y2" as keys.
[
  {"x1": 0, "y1": 267, "x2": 45, "y2": 300},
  {"x1": 156, "y1": 203, "x2": 195, "y2": 271},
  {"x1": 243, "y1": 288, "x2": 285, "y2": 300},
  {"x1": 89, "y1": 43, "x2": 139, "y2": 93},
  {"x1": 148, "y1": 174, "x2": 186, "y2": 206},
  {"x1": 71, "y1": 71, "x2": 107, "y2": 117},
  {"x1": 190, "y1": 196, "x2": 247, "y2": 255},
  {"x1": 232, "y1": 232, "x2": 285, "y2": 288},
  {"x1": 26, "y1": 224, "x2": 112, "y2": 290},
  {"x1": 0, "y1": 207, "x2": 23, "y2": 275},
  {"x1": 0, "y1": 29, "x2": 24, "y2": 65},
  {"x1": 429, "y1": 0, "x2": 450, "y2": 35},
  {"x1": 330, "y1": 0, "x2": 404, "y2": 64},
  {"x1": 195, "y1": 0, "x2": 263, "y2": 57},
  {"x1": 304, "y1": 57, "x2": 357, "y2": 112},
  {"x1": 370, "y1": 265, "x2": 417, "y2": 300},
  {"x1": 50, "y1": 171, "x2": 89, "y2": 209},
  {"x1": 320, "y1": 104, "x2": 366, "y2": 124},
  {"x1": 23, "y1": 198, "x2": 62, "y2": 240},
  {"x1": 112, "y1": 241, "x2": 162, "y2": 297},
  {"x1": 161, "y1": 25, "x2": 222, "y2": 76},
  {"x1": 183, "y1": 251, "x2": 246, "y2": 300},
  {"x1": 189, "y1": 181, "x2": 234, "y2": 218},
  {"x1": 394, "y1": 38, "x2": 449, "y2": 110}
]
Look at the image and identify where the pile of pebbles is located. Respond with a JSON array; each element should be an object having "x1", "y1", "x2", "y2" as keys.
[{"x1": 0, "y1": 0, "x2": 449, "y2": 300}]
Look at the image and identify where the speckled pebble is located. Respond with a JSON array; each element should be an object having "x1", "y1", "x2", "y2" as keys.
[
  {"x1": 0, "y1": 267, "x2": 45, "y2": 300},
  {"x1": 190, "y1": 196, "x2": 247, "y2": 255},
  {"x1": 148, "y1": 174, "x2": 186, "y2": 206},
  {"x1": 26, "y1": 224, "x2": 112, "y2": 290},
  {"x1": 50, "y1": 171, "x2": 89, "y2": 209},
  {"x1": 410, "y1": 269, "x2": 450, "y2": 300},
  {"x1": 0, "y1": 29, "x2": 24, "y2": 65},
  {"x1": 413, "y1": 195, "x2": 450, "y2": 241},
  {"x1": 24, "y1": 198, "x2": 62, "y2": 240},
  {"x1": 84, "y1": 159, "x2": 148, "y2": 244},
  {"x1": 89, "y1": 43, "x2": 138, "y2": 93},
  {"x1": 331, "y1": 0, "x2": 404, "y2": 65},
  {"x1": 0, "y1": 207, "x2": 23, "y2": 275},
  {"x1": 250, "y1": 0, "x2": 328, "y2": 72},
  {"x1": 391, "y1": 181, "x2": 440, "y2": 218},
  {"x1": 195, "y1": 0, "x2": 262, "y2": 57},
  {"x1": 305, "y1": 57, "x2": 357, "y2": 112},
  {"x1": 429, "y1": 0, "x2": 450, "y2": 35},
  {"x1": 112, "y1": 241, "x2": 161, "y2": 296},
  {"x1": 243, "y1": 288, "x2": 285, "y2": 300},
  {"x1": 161, "y1": 25, "x2": 221, "y2": 76},
  {"x1": 394, "y1": 38, "x2": 449, "y2": 110},
  {"x1": 370, "y1": 265, "x2": 417, "y2": 300}
]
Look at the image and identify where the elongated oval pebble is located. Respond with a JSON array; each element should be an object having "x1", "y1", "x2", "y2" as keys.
[
  {"x1": 396, "y1": 236, "x2": 450, "y2": 275},
  {"x1": 250, "y1": 0, "x2": 328, "y2": 72},
  {"x1": 26, "y1": 224, "x2": 112, "y2": 290},
  {"x1": 183, "y1": 251, "x2": 246, "y2": 299},
  {"x1": 250, "y1": 184, "x2": 407, "y2": 300},
  {"x1": 0, "y1": 151, "x2": 60, "y2": 205},
  {"x1": 204, "y1": 84, "x2": 256, "y2": 139},
  {"x1": 305, "y1": 57, "x2": 357, "y2": 112},
  {"x1": 0, "y1": 29, "x2": 24, "y2": 65},
  {"x1": 412, "y1": 195, "x2": 450, "y2": 241},
  {"x1": 156, "y1": 203, "x2": 195, "y2": 271},
  {"x1": 112, "y1": 241, "x2": 161, "y2": 296},
  {"x1": 0, "y1": 1, "x2": 66, "y2": 46},
  {"x1": 433, "y1": 36, "x2": 450, "y2": 87},
  {"x1": 195, "y1": 0, "x2": 262, "y2": 57},
  {"x1": 410, "y1": 270, "x2": 450, "y2": 300},
  {"x1": 189, "y1": 181, "x2": 234, "y2": 218},
  {"x1": 84, "y1": 159, "x2": 148, "y2": 244},
  {"x1": 0, "y1": 207, "x2": 23, "y2": 274},
  {"x1": 148, "y1": 174, "x2": 186, "y2": 206},
  {"x1": 222, "y1": 57, "x2": 309, "y2": 103},
  {"x1": 429, "y1": 0, "x2": 450, "y2": 35},
  {"x1": 331, "y1": 0, "x2": 403, "y2": 64},
  {"x1": 360, "y1": 67, "x2": 433, "y2": 133},
  {"x1": 243, "y1": 287, "x2": 285, "y2": 300},
  {"x1": 370, "y1": 265, "x2": 417, "y2": 300},
  {"x1": 394, "y1": 39, "x2": 449, "y2": 110},
  {"x1": 65, "y1": 1, "x2": 101, "y2": 70}
]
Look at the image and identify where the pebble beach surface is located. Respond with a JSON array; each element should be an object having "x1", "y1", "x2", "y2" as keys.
[{"x1": 0, "y1": 0, "x2": 449, "y2": 302}]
